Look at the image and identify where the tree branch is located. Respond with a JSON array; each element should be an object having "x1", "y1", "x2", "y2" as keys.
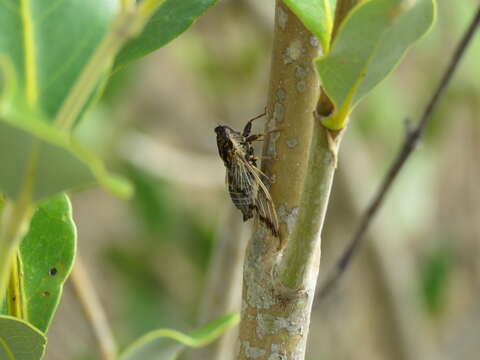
[
  {"x1": 236, "y1": 1, "x2": 323, "y2": 358},
  {"x1": 317, "y1": 4, "x2": 480, "y2": 300}
]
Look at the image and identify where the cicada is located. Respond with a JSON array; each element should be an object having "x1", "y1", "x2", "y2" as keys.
[{"x1": 214, "y1": 112, "x2": 279, "y2": 237}]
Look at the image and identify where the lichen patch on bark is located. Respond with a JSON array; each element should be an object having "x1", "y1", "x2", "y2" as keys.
[
  {"x1": 277, "y1": 205, "x2": 299, "y2": 235},
  {"x1": 266, "y1": 131, "x2": 281, "y2": 159},
  {"x1": 268, "y1": 344, "x2": 287, "y2": 360},
  {"x1": 283, "y1": 39, "x2": 303, "y2": 64},
  {"x1": 276, "y1": 88, "x2": 286, "y2": 101},
  {"x1": 273, "y1": 103, "x2": 285, "y2": 123},
  {"x1": 246, "y1": 280, "x2": 276, "y2": 309},
  {"x1": 277, "y1": 7, "x2": 288, "y2": 30},
  {"x1": 286, "y1": 138, "x2": 298, "y2": 148},
  {"x1": 243, "y1": 341, "x2": 267, "y2": 359}
]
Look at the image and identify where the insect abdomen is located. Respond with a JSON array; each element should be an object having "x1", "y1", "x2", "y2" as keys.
[
  {"x1": 228, "y1": 170, "x2": 255, "y2": 221},
  {"x1": 229, "y1": 192, "x2": 254, "y2": 221}
]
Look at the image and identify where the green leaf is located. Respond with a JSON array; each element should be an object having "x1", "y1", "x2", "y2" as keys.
[
  {"x1": 114, "y1": 0, "x2": 219, "y2": 71},
  {"x1": 0, "y1": 97, "x2": 132, "y2": 201},
  {"x1": 316, "y1": 0, "x2": 436, "y2": 130},
  {"x1": 19, "y1": 194, "x2": 76, "y2": 332},
  {"x1": 119, "y1": 313, "x2": 239, "y2": 360},
  {"x1": 0, "y1": 0, "x2": 117, "y2": 118},
  {"x1": 283, "y1": 0, "x2": 335, "y2": 53},
  {"x1": 0, "y1": 315, "x2": 46, "y2": 360}
]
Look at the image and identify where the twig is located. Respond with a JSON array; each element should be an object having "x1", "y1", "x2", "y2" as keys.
[
  {"x1": 70, "y1": 257, "x2": 117, "y2": 360},
  {"x1": 317, "y1": 5, "x2": 480, "y2": 300}
]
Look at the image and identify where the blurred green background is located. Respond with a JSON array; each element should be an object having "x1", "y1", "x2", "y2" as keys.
[{"x1": 45, "y1": 1, "x2": 480, "y2": 359}]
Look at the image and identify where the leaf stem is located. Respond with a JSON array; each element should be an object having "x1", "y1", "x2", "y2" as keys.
[
  {"x1": 316, "y1": 0, "x2": 363, "y2": 120},
  {"x1": 6, "y1": 253, "x2": 26, "y2": 318},
  {"x1": 54, "y1": 0, "x2": 166, "y2": 131},
  {"x1": 0, "y1": 202, "x2": 32, "y2": 307},
  {"x1": 0, "y1": 148, "x2": 37, "y2": 306}
]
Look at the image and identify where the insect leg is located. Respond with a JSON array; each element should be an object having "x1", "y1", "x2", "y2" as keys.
[
  {"x1": 242, "y1": 110, "x2": 267, "y2": 137},
  {"x1": 245, "y1": 128, "x2": 283, "y2": 143}
]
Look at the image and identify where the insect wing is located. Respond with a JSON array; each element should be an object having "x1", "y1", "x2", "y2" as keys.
[
  {"x1": 226, "y1": 157, "x2": 255, "y2": 221},
  {"x1": 243, "y1": 160, "x2": 279, "y2": 237}
]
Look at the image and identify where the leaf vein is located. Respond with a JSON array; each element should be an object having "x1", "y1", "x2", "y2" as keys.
[{"x1": 20, "y1": 0, "x2": 38, "y2": 105}]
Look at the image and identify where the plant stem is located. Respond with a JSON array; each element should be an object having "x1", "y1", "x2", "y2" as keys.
[
  {"x1": 6, "y1": 253, "x2": 26, "y2": 318},
  {"x1": 53, "y1": 9, "x2": 135, "y2": 130},
  {"x1": 71, "y1": 258, "x2": 117, "y2": 360},
  {"x1": 237, "y1": 1, "x2": 321, "y2": 358},
  {"x1": 278, "y1": 124, "x2": 338, "y2": 289},
  {"x1": 0, "y1": 149, "x2": 37, "y2": 306},
  {"x1": 237, "y1": 1, "x2": 366, "y2": 357},
  {"x1": 0, "y1": 203, "x2": 32, "y2": 306}
]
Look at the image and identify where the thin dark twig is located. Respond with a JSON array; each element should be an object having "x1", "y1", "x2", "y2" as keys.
[{"x1": 317, "y1": 5, "x2": 480, "y2": 301}]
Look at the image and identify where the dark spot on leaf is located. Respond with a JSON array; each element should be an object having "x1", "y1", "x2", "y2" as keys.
[
  {"x1": 49, "y1": 268, "x2": 58, "y2": 276},
  {"x1": 11, "y1": 296, "x2": 16, "y2": 301},
  {"x1": 43, "y1": 291, "x2": 51, "y2": 297}
]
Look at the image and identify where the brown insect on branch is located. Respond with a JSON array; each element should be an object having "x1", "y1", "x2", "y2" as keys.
[{"x1": 214, "y1": 114, "x2": 280, "y2": 239}]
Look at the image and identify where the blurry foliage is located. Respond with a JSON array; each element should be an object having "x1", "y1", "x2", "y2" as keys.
[
  {"x1": 129, "y1": 168, "x2": 176, "y2": 237},
  {"x1": 107, "y1": 243, "x2": 174, "y2": 342},
  {"x1": 36, "y1": 0, "x2": 480, "y2": 359},
  {"x1": 103, "y1": 166, "x2": 215, "y2": 345},
  {"x1": 126, "y1": 167, "x2": 214, "y2": 269},
  {"x1": 168, "y1": 5, "x2": 272, "y2": 111},
  {"x1": 419, "y1": 244, "x2": 454, "y2": 316}
]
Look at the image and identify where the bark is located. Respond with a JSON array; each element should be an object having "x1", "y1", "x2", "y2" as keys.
[{"x1": 237, "y1": 2, "x2": 332, "y2": 359}]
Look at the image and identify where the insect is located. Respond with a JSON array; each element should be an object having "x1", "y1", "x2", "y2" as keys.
[{"x1": 214, "y1": 112, "x2": 279, "y2": 237}]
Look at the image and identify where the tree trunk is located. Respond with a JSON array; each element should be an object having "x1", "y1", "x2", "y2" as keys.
[{"x1": 236, "y1": 1, "x2": 337, "y2": 358}]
